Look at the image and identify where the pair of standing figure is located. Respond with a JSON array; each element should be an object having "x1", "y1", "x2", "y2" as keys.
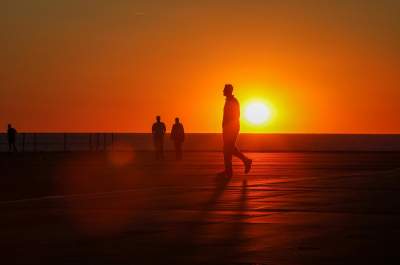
[
  {"x1": 151, "y1": 84, "x2": 252, "y2": 177},
  {"x1": 152, "y1": 117, "x2": 185, "y2": 160}
]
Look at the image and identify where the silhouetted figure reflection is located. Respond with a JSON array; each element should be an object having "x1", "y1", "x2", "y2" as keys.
[
  {"x1": 152, "y1": 116, "x2": 166, "y2": 160},
  {"x1": 221, "y1": 84, "x2": 252, "y2": 177},
  {"x1": 170, "y1": 117, "x2": 185, "y2": 160},
  {"x1": 7, "y1": 124, "x2": 18, "y2": 153}
]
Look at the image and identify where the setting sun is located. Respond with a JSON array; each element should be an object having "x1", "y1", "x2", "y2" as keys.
[{"x1": 244, "y1": 101, "x2": 271, "y2": 125}]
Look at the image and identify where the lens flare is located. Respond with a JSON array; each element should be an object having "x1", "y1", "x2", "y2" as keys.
[{"x1": 107, "y1": 141, "x2": 135, "y2": 167}]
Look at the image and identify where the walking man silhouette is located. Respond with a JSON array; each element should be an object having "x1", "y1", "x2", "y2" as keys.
[
  {"x1": 7, "y1": 124, "x2": 18, "y2": 153},
  {"x1": 170, "y1": 117, "x2": 185, "y2": 160},
  {"x1": 221, "y1": 84, "x2": 252, "y2": 177},
  {"x1": 152, "y1": 116, "x2": 166, "y2": 160}
]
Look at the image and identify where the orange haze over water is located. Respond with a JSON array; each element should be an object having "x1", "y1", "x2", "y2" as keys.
[{"x1": 1, "y1": 1, "x2": 399, "y2": 133}]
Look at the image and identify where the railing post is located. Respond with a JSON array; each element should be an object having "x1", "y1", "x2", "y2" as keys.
[
  {"x1": 63, "y1": 133, "x2": 67, "y2": 152},
  {"x1": 103, "y1": 133, "x2": 106, "y2": 151},
  {"x1": 22, "y1": 133, "x2": 26, "y2": 152},
  {"x1": 96, "y1": 133, "x2": 99, "y2": 151},
  {"x1": 111, "y1": 133, "x2": 114, "y2": 151},
  {"x1": 89, "y1": 133, "x2": 92, "y2": 151},
  {"x1": 33, "y1": 133, "x2": 37, "y2": 152}
]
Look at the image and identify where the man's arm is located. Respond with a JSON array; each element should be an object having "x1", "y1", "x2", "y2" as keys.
[
  {"x1": 234, "y1": 99, "x2": 240, "y2": 120},
  {"x1": 223, "y1": 100, "x2": 233, "y2": 127},
  {"x1": 222, "y1": 102, "x2": 228, "y2": 127}
]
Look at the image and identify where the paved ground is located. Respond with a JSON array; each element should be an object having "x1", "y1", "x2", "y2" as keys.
[{"x1": 1, "y1": 152, "x2": 400, "y2": 264}]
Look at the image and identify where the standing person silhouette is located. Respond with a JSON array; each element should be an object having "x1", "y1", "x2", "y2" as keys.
[
  {"x1": 170, "y1": 117, "x2": 185, "y2": 160},
  {"x1": 152, "y1": 116, "x2": 166, "y2": 160},
  {"x1": 221, "y1": 84, "x2": 252, "y2": 177},
  {"x1": 7, "y1": 124, "x2": 18, "y2": 153}
]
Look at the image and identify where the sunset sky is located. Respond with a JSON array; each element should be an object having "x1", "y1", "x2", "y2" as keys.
[{"x1": 1, "y1": 0, "x2": 399, "y2": 133}]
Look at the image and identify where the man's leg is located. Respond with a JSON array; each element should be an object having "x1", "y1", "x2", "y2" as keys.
[
  {"x1": 178, "y1": 143, "x2": 183, "y2": 160},
  {"x1": 174, "y1": 142, "x2": 178, "y2": 160},
  {"x1": 13, "y1": 142, "x2": 18, "y2": 152},
  {"x1": 233, "y1": 146, "x2": 252, "y2": 173},
  {"x1": 228, "y1": 131, "x2": 247, "y2": 162},
  {"x1": 232, "y1": 146, "x2": 247, "y2": 162},
  {"x1": 175, "y1": 142, "x2": 181, "y2": 160},
  {"x1": 159, "y1": 139, "x2": 164, "y2": 159},
  {"x1": 223, "y1": 148, "x2": 233, "y2": 177},
  {"x1": 154, "y1": 140, "x2": 159, "y2": 160},
  {"x1": 223, "y1": 133, "x2": 235, "y2": 177}
]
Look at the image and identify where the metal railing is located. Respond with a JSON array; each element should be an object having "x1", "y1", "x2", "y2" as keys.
[
  {"x1": 2, "y1": 133, "x2": 400, "y2": 152},
  {"x1": 0, "y1": 133, "x2": 119, "y2": 152}
]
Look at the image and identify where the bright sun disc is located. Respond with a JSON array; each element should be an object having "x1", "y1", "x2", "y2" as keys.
[{"x1": 244, "y1": 102, "x2": 271, "y2": 125}]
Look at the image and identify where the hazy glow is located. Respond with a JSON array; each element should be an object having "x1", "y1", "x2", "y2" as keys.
[
  {"x1": 1, "y1": 1, "x2": 400, "y2": 133},
  {"x1": 107, "y1": 141, "x2": 135, "y2": 167},
  {"x1": 245, "y1": 102, "x2": 271, "y2": 125}
]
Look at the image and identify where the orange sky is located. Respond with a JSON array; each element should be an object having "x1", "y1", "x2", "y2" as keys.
[{"x1": 1, "y1": 1, "x2": 399, "y2": 133}]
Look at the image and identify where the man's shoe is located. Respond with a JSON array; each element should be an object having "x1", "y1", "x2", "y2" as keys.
[
  {"x1": 244, "y1": 159, "x2": 252, "y2": 174},
  {"x1": 217, "y1": 171, "x2": 232, "y2": 178}
]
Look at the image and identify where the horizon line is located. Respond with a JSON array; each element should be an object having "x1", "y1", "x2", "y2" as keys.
[{"x1": 2, "y1": 131, "x2": 400, "y2": 135}]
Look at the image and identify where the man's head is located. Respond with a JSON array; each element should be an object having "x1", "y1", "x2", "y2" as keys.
[
  {"x1": 156, "y1": 116, "x2": 161, "y2": 122},
  {"x1": 223, "y1": 84, "x2": 233, "y2": 97},
  {"x1": 8, "y1": 124, "x2": 11, "y2": 129},
  {"x1": 175, "y1": 117, "x2": 180, "y2": 123}
]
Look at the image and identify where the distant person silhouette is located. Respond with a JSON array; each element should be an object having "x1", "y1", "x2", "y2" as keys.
[
  {"x1": 170, "y1": 117, "x2": 185, "y2": 160},
  {"x1": 7, "y1": 124, "x2": 18, "y2": 153},
  {"x1": 152, "y1": 116, "x2": 166, "y2": 160},
  {"x1": 221, "y1": 84, "x2": 252, "y2": 177}
]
